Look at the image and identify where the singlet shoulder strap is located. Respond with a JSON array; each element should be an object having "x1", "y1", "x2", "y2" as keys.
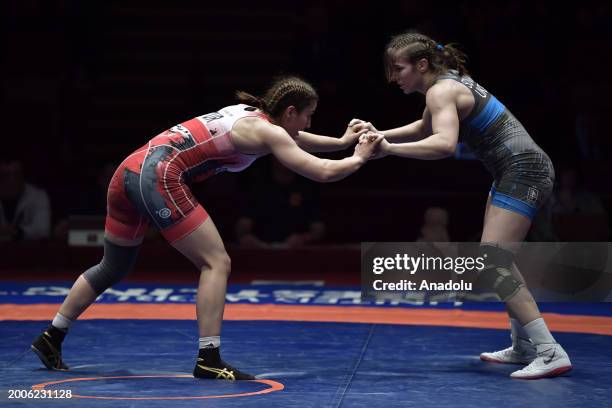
[
  {"x1": 238, "y1": 104, "x2": 272, "y2": 123},
  {"x1": 434, "y1": 69, "x2": 462, "y2": 84}
]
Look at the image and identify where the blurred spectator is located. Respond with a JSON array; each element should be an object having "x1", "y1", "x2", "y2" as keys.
[
  {"x1": 53, "y1": 162, "x2": 163, "y2": 242},
  {"x1": 74, "y1": 162, "x2": 115, "y2": 216},
  {"x1": 552, "y1": 166, "x2": 607, "y2": 215},
  {"x1": 53, "y1": 162, "x2": 115, "y2": 239},
  {"x1": 0, "y1": 157, "x2": 51, "y2": 241},
  {"x1": 417, "y1": 206, "x2": 450, "y2": 242},
  {"x1": 235, "y1": 158, "x2": 326, "y2": 248},
  {"x1": 551, "y1": 166, "x2": 610, "y2": 241},
  {"x1": 575, "y1": 113, "x2": 604, "y2": 162}
]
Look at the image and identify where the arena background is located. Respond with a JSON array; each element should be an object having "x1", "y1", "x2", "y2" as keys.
[{"x1": 2, "y1": 0, "x2": 610, "y2": 248}]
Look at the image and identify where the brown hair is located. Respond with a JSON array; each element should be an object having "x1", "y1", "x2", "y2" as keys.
[
  {"x1": 235, "y1": 76, "x2": 318, "y2": 119},
  {"x1": 384, "y1": 31, "x2": 468, "y2": 81}
]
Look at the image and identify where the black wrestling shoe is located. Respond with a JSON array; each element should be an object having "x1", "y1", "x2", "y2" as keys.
[
  {"x1": 193, "y1": 348, "x2": 254, "y2": 380},
  {"x1": 31, "y1": 326, "x2": 69, "y2": 371}
]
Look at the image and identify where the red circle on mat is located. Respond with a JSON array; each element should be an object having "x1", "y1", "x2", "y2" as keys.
[{"x1": 31, "y1": 374, "x2": 284, "y2": 400}]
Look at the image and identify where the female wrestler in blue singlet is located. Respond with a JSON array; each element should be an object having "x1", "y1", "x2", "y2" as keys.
[{"x1": 355, "y1": 31, "x2": 571, "y2": 380}]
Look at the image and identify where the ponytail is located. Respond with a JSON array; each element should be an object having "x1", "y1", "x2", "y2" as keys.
[
  {"x1": 235, "y1": 90, "x2": 268, "y2": 111},
  {"x1": 436, "y1": 43, "x2": 469, "y2": 77}
]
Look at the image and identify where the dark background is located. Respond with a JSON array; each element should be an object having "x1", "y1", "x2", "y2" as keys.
[{"x1": 2, "y1": 0, "x2": 611, "y2": 245}]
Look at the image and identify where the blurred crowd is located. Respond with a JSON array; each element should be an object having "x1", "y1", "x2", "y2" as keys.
[{"x1": 1, "y1": 1, "x2": 610, "y2": 245}]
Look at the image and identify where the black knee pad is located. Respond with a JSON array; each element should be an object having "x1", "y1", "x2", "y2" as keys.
[
  {"x1": 477, "y1": 244, "x2": 524, "y2": 301},
  {"x1": 83, "y1": 239, "x2": 140, "y2": 295}
]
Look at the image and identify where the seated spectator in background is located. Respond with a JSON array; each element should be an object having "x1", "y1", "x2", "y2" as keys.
[
  {"x1": 53, "y1": 162, "x2": 162, "y2": 242},
  {"x1": 551, "y1": 165, "x2": 609, "y2": 241},
  {"x1": 0, "y1": 157, "x2": 51, "y2": 241},
  {"x1": 53, "y1": 162, "x2": 115, "y2": 240},
  {"x1": 575, "y1": 112, "x2": 603, "y2": 162},
  {"x1": 73, "y1": 162, "x2": 115, "y2": 216},
  {"x1": 235, "y1": 158, "x2": 326, "y2": 248},
  {"x1": 416, "y1": 206, "x2": 450, "y2": 242},
  {"x1": 552, "y1": 166, "x2": 607, "y2": 215}
]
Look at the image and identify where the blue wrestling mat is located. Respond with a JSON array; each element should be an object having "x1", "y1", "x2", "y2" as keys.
[{"x1": 1, "y1": 283, "x2": 612, "y2": 407}]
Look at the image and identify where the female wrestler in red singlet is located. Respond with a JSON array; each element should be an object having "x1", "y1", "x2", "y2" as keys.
[{"x1": 32, "y1": 76, "x2": 382, "y2": 380}]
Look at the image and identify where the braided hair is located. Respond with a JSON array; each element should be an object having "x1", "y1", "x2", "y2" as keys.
[
  {"x1": 384, "y1": 31, "x2": 468, "y2": 81},
  {"x1": 235, "y1": 76, "x2": 319, "y2": 119}
]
